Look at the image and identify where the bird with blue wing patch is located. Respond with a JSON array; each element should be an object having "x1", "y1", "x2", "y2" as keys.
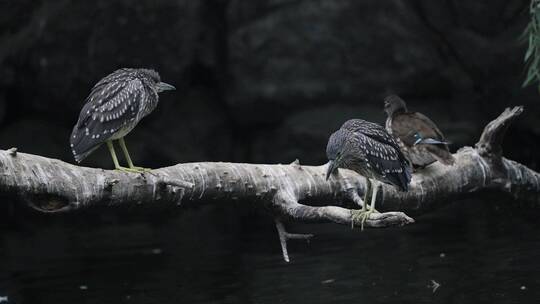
[
  {"x1": 383, "y1": 95, "x2": 455, "y2": 169},
  {"x1": 70, "y1": 68, "x2": 175, "y2": 172},
  {"x1": 326, "y1": 118, "x2": 412, "y2": 229}
]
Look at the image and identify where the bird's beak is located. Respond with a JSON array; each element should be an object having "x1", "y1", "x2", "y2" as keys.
[
  {"x1": 326, "y1": 160, "x2": 337, "y2": 181},
  {"x1": 156, "y1": 82, "x2": 176, "y2": 92}
]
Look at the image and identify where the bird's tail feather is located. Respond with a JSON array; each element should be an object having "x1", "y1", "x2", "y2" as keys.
[
  {"x1": 400, "y1": 165, "x2": 412, "y2": 191},
  {"x1": 384, "y1": 164, "x2": 412, "y2": 192},
  {"x1": 72, "y1": 145, "x2": 101, "y2": 163},
  {"x1": 414, "y1": 137, "x2": 450, "y2": 146},
  {"x1": 70, "y1": 124, "x2": 103, "y2": 163}
]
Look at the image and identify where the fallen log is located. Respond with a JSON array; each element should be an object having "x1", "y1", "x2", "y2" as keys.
[{"x1": 0, "y1": 106, "x2": 536, "y2": 261}]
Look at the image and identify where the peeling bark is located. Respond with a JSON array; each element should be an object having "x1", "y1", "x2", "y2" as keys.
[{"x1": 0, "y1": 106, "x2": 537, "y2": 261}]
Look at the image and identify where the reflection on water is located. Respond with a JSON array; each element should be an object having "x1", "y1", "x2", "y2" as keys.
[{"x1": 0, "y1": 199, "x2": 539, "y2": 304}]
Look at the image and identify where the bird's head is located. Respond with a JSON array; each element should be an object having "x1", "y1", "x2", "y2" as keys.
[
  {"x1": 325, "y1": 129, "x2": 352, "y2": 180},
  {"x1": 383, "y1": 95, "x2": 407, "y2": 117},
  {"x1": 140, "y1": 69, "x2": 176, "y2": 93}
]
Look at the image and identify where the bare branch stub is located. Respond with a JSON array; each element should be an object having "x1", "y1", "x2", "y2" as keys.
[
  {"x1": 274, "y1": 218, "x2": 314, "y2": 263},
  {"x1": 273, "y1": 192, "x2": 414, "y2": 228},
  {"x1": 269, "y1": 187, "x2": 414, "y2": 261},
  {"x1": 476, "y1": 106, "x2": 524, "y2": 158}
]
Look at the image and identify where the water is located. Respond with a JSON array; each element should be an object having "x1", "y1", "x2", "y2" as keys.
[{"x1": 0, "y1": 199, "x2": 539, "y2": 304}]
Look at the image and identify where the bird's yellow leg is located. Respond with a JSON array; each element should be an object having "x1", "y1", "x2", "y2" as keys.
[
  {"x1": 362, "y1": 182, "x2": 379, "y2": 229},
  {"x1": 363, "y1": 179, "x2": 372, "y2": 211},
  {"x1": 351, "y1": 179, "x2": 369, "y2": 229},
  {"x1": 107, "y1": 140, "x2": 126, "y2": 171},
  {"x1": 351, "y1": 180, "x2": 380, "y2": 230},
  {"x1": 118, "y1": 137, "x2": 151, "y2": 172},
  {"x1": 352, "y1": 179, "x2": 370, "y2": 229}
]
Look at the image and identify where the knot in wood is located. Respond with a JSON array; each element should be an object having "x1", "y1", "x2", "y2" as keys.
[{"x1": 7, "y1": 147, "x2": 17, "y2": 156}]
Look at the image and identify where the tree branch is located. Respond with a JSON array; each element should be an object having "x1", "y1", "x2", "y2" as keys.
[
  {"x1": 274, "y1": 218, "x2": 313, "y2": 263},
  {"x1": 476, "y1": 106, "x2": 524, "y2": 158},
  {"x1": 0, "y1": 106, "x2": 537, "y2": 261}
]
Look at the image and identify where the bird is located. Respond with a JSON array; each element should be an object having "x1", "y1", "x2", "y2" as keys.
[
  {"x1": 70, "y1": 68, "x2": 175, "y2": 172},
  {"x1": 326, "y1": 119, "x2": 412, "y2": 228},
  {"x1": 383, "y1": 95, "x2": 454, "y2": 169}
]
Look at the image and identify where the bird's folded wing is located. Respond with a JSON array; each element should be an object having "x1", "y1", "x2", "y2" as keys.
[
  {"x1": 342, "y1": 119, "x2": 402, "y2": 151},
  {"x1": 360, "y1": 134, "x2": 411, "y2": 191},
  {"x1": 70, "y1": 78, "x2": 143, "y2": 161}
]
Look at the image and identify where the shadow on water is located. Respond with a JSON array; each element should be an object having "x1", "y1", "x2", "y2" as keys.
[{"x1": 0, "y1": 197, "x2": 539, "y2": 304}]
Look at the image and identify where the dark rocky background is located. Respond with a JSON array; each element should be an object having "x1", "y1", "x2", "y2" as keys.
[{"x1": 1, "y1": 0, "x2": 539, "y2": 169}]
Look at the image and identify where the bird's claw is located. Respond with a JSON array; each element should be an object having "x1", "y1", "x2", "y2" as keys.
[
  {"x1": 130, "y1": 166, "x2": 152, "y2": 172},
  {"x1": 115, "y1": 166, "x2": 152, "y2": 173},
  {"x1": 351, "y1": 208, "x2": 379, "y2": 230}
]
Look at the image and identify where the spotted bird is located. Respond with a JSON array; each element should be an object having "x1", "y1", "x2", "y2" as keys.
[
  {"x1": 70, "y1": 68, "x2": 175, "y2": 172},
  {"x1": 326, "y1": 119, "x2": 411, "y2": 228}
]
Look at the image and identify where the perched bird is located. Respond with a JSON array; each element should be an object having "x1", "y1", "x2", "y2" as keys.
[
  {"x1": 326, "y1": 119, "x2": 411, "y2": 228},
  {"x1": 70, "y1": 68, "x2": 175, "y2": 172},
  {"x1": 384, "y1": 95, "x2": 454, "y2": 168}
]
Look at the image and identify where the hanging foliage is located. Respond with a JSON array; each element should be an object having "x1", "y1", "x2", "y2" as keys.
[{"x1": 523, "y1": 0, "x2": 540, "y2": 87}]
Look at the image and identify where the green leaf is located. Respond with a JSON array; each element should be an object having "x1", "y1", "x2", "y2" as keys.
[
  {"x1": 525, "y1": 40, "x2": 534, "y2": 62},
  {"x1": 521, "y1": 1, "x2": 540, "y2": 89},
  {"x1": 523, "y1": 67, "x2": 538, "y2": 87}
]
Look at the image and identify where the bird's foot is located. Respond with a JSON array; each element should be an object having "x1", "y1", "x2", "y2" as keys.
[
  {"x1": 115, "y1": 166, "x2": 151, "y2": 173},
  {"x1": 129, "y1": 166, "x2": 152, "y2": 172},
  {"x1": 351, "y1": 208, "x2": 379, "y2": 231}
]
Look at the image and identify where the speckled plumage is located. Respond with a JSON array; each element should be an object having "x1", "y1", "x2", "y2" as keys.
[
  {"x1": 70, "y1": 68, "x2": 172, "y2": 162},
  {"x1": 326, "y1": 119, "x2": 411, "y2": 191},
  {"x1": 384, "y1": 95, "x2": 454, "y2": 168}
]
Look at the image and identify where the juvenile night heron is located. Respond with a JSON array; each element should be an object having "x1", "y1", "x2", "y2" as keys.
[
  {"x1": 384, "y1": 95, "x2": 454, "y2": 168},
  {"x1": 326, "y1": 119, "x2": 411, "y2": 228},
  {"x1": 70, "y1": 68, "x2": 175, "y2": 172}
]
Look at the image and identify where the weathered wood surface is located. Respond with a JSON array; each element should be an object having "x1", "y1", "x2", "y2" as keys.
[{"x1": 1, "y1": 106, "x2": 537, "y2": 261}]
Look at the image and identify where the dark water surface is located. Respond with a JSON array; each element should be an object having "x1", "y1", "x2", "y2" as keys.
[{"x1": 1, "y1": 199, "x2": 539, "y2": 304}]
